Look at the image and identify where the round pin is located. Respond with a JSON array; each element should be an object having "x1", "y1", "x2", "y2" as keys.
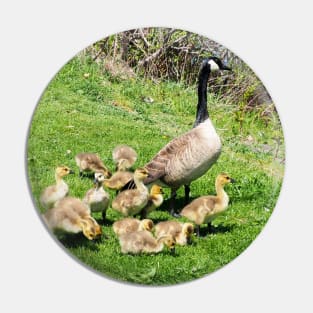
[{"x1": 27, "y1": 27, "x2": 285, "y2": 286}]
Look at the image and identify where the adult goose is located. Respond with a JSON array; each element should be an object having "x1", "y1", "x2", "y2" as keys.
[{"x1": 143, "y1": 57, "x2": 231, "y2": 215}]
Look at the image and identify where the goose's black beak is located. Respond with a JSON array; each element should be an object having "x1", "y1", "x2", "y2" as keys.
[
  {"x1": 69, "y1": 170, "x2": 75, "y2": 174},
  {"x1": 230, "y1": 178, "x2": 236, "y2": 183},
  {"x1": 221, "y1": 64, "x2": 232, "y2": 71}
]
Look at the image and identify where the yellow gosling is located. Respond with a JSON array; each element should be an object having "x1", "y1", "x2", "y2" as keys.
[
  {"x1": 83, "y1": 172, "x2": 110, "y2": 222},
  {"x1": 140, "y1": 185, "x2": 164, "y2": 218},
  {"x1": 75, "y1": 152, "x2": 111, "y2": 178},
  {"x1": 181, "y1": 173, "x2": 235, "y2": 236},
  {"x1": 103, "y1": 161, "x2": 134, "y2": 192},
  {"x1": 155, "y1": 221, "x2": 194, "y2": 245},
  {"x1": 40, "y1": 166, "x2": 74, "y2": 210},
  {"x1": 118, "y1": 230, "x2": 175, "y2": 255},
  {"x1": 111, "y1": 168, "x2": 149, "y2": 216},
  {"x1": 112, "y1": 144, "x2": 137, "y2": 171},
  {"x1": 112, "y1": 217, "x2": 154, "y2": 236},
  {"x1": 42, "y1": 196, "x2": 102, "y2": 240}
]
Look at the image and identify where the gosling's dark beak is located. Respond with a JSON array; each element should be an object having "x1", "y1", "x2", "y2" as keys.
[
  {"x1": 187, "y1": 236, "x2": 192, "y2": 245},
  {"x1": 94, "y1": 234, "x2": 102, "y2": 242},
  {"x1": 69, "y1": 170, "x2": 75, "y2": 174},
  {"x1": 93, "y1": 178, "x2": 97, "y2": 184},
  {"x1": 230, "y1": 178, "x2": 236, "y2": 183}
]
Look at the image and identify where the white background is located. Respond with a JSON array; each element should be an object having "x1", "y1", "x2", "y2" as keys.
[{"x1": 1, "y1": 1, "x2": 312, "y2": 312}]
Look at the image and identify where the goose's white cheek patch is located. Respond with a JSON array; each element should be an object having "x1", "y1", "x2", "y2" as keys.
[{"x1": 208, "y1": 59, "x2": 220, "y2": 71}]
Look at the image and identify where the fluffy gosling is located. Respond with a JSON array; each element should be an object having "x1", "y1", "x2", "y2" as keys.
[
  {"x1": 155, "y1": 221, "x2": 194, "y2": 245},
  {"x1": 112, "y1": 217, "x2": 154, "y2": 236},
  {"x1": 102, "y1": 160, "x2": 134, "y2": 192},
  {"x1": 42, "y1": 196, "x2": 102, "y2": 240},
  {"x1": 140, "y1": 185, "x2": 164, "y2": 218},
  {"x1": 83, "y1": 172, "x2": 110, "y2": 222},
  {"x1": 111, "y1": 167, "x2": 149, "y2": 216},
  {"x1": 118, "y1": 230, "x2": 175, "y2": 255},
  {"x1": 40, "y1": 166, "x2": 74, "y2": 209},
  {"x1": 181, "y1": 173, "x2": 235, "y2": 236},
  {"x1": 75, "y1": 152, "x2": 111, "y2": 178},
  {"x1": 112, "y1": 144, "x2": 137, "y2": 171}
]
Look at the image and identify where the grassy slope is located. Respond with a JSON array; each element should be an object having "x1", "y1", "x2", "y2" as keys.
[{"x1": 27, "y1": 56, "x2": 284, "y2": 285}]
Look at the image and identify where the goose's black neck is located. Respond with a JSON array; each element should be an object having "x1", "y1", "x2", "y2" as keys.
[{"x1": 193, "y1": 63, "x2": 211, "y2": 127}]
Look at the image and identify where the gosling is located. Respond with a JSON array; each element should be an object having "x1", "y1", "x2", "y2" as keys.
[
  {"x1": 103, "y1": 159, "x2": 134, "y2": 192},
  {"x1": 112, "y1": 144, "x2": 137, "y2": 171},
  {"x1": 155, "y1": 221, "x2": 194, "y2": 246},
  {"x1": 54, "y1": 197, "x2": 102, "y2": 237},
  {"x1": 42, "y1": 196, "x2": 102, "y2": 240},
  {"x1": 112, "y1": 217, "x2": 154, "y2": 236},
  {"x1": 40, "y1": 166, "x2": 74, "y2": 209},
  {"x1": 83, "y1": 172, "x2": 110, "y2": 222},
  {"x1": 75, "y1": 152, "x2": 111, "y2": 178},
  {"x1": 111, "y1": 168, "x2": 149, "y2": 216},
  {"x1": 140, "y1": 184, "x2": 164, "y2": 219},
  {"x1": 181, "y1": 173, "x2": 235, "y2": 236},
  {"x1": 118, "y1": 230, "x2": 175, "y2": 255}
]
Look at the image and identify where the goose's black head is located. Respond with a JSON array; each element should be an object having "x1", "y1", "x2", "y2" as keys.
[
  {"x1": 202, "y1": 57, "x2": 232, "y2": 72},
  {"x1": 194, "y1": 57, "x2": 231, "y2": 127}
]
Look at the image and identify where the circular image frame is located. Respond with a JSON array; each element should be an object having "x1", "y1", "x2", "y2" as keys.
[{"x1": 27, "y1": 27, "x2": 285, "y2": 286}]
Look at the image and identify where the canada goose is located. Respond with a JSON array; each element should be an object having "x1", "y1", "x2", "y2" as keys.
[
  {"x1": 112, "y1": 144, "x2": 137, "y2": 171},
  {"x1": 40, "y1": 166, "x2": 74, "y2": 209},
  {"x1": 112, "y1": 217, "x2": 154, "y2": 236},
  {"x1": 155, "y1": 221, "x2": 194, "y2": 245},
  {"x1": 138, "y1": 57, "x2": 231, "y2": 216},
  {"x1": 140, "y1": 184, "x2": 164, "y2": 219},
  {"x1": 75, "y1": 152, "x2": 111, "y2": 178},
  {"x1": 180, "y1": 173, "x2": 235, "y2": 236},
  {"x1": 83, "y1": 172, "x2": 110, "y2": 222},
  {"x1": 42, "y1": 196, "x2": 102, "y2": 240},
  {"x1": 118, "y1": 230, "x2": 175, "y2": 254},
  {"x1": 111, "y1": 167, "x2": 149, "y2": 216}
]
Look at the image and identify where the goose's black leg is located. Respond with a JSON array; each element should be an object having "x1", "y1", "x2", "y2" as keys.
[
  {"x1": 102, "y1": 211, "x2": 106, "y2": 223},
  {"x1": 184, "y1": 184, "x2": 190, "y2": 205},
  {"x1": 207, "y1": 222, "x2": 214, "y2": 234},
  {"x1": 140, "y1": 208, "x2": 147, "y2": 220},
  {"x1": 187, "y1": 235, "x2": 193, "y2": 245},
  {"x1": 196, "y1": 225, "x2": 200, "y2": 237},
  {"x1": 169, "y1": 188, "x2": 180, "y2": 217}
]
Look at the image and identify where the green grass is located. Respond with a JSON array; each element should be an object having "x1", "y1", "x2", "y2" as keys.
[{"x1": 27, "y1": 56, "x2": 284, "y2": 285}]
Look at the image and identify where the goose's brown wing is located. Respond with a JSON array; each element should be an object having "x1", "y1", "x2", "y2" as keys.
[{"x1": 144, "y1": 135, "x2": 190, "y2": 184}]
